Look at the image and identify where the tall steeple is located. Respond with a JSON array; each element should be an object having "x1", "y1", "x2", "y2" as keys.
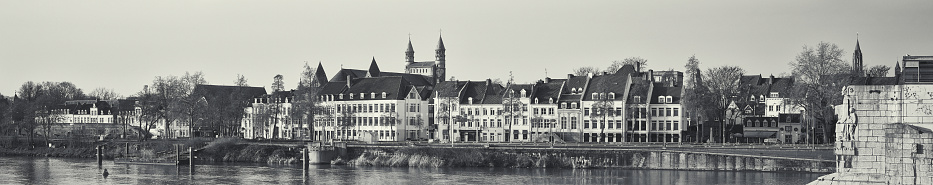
[
  {"x1": 312, "y1": 62, "x2": 328, "y2": 87},
  {"x1": 435, "y1": 34, "x2": 447, "y2": 83},
  {"x1": 853, "y1": 34, "x2": 864, "y2": 77},
  {"x1": 405, "y1": 38, "x2": 415, "y2": 64},
  {"x1": 368, "y1": 57, "x2": 381, "y2": 77}
]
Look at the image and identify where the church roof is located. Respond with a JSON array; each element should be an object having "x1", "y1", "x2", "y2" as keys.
[
  {"x1": 407, "y1": 61, "x2": 436, "y2": 68},
  {"x1": 330, "y1": 68, "x2": 433, "y2": 86},
  {"x1": 437, "y1": 36, "x2": 446, "y2": 50},
  {"x1": 314, "y1": 62, "x2": 328, "y2": 87},
  {"x1": 367, "y1": 57, "x2": 381, "y2": 77},
  {"x1": 406, "y1": 40, "x2": 414, "y2": 53}
]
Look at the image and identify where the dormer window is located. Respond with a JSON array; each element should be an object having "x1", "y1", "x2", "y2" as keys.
[
  {"x1": 339, "y1": 94, "x2": 344, "y2": 99},
  {"x1": 599, "y1": 93, "x2": 606, "y2": 100},
  {"x1": 468, "y1": 97, "x2": 474, "y2": 104},
  {"x1": 666, "y1": 96, "x2": 673, "y2": 103},
  {"x1": 608, "y1": 92, "x2": 615, "y2": 100},
  {"x1": 534, "y1": 98, "x2": 539, "y2": 104},
  {"x1": 634, "y1": 96, "x2": 641, "y2": 103},
  {"x1": 520, "y1": 89, "x2": 527, "y2": 98},
  {"x1": 381, "y1": 92, "x2": 387, "y2": 98},
  {"x1": 658, "y1": 96, "x2": 664, "y2": 103},
  {"x1": 759, "y1": 95, "x2": 765, "y2": 102},
  {"x1": 549, "y1": 98, "x2": 554, "y2": 104},
  {"x1": 571, "y1": 102, "x2": 578, "y2": 109},
  {"x1": 371, "y1": 92, "x2": 376, "y2": 99},
  {"x1": 592, "y1": 93, "x2": 598, "y2": 99},
  {"x1": 561, "y1": 102, "x2": 567, "y2": 109},
  {"x1": 349, "y1": 93, "x2": 354, "y2": 99},
  {"x1": 360, "y1": 93, "x2": 365, "y2": 99},
  {"x1": 770, "y1": 92, "x2": 779, "y2": 98},
  {"x1": 750, "y1": 95, "x2": 756, "y2": 102}
]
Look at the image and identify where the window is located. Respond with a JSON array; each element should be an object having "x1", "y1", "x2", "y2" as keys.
[
  {"x1": 634, "y1": 96, "x2": 641, "y2": 103},
  {"x1": 534, "y1": 98, "x2": 539, "y2": 104},
  {"x1": 593, "y1": 93, "x2": 598, "y2": 99},
  {"x1": 658, "y1": 96, "x2": 664, "y2": 103},
  {"x1": 651, "y1": 108, "x2": 658, "y2": 117},
  {"x1": 409, "y1": 92, "x2": 417, "y2": 99},
  {"x1": 760, "y1": 95, "x2": 765, "y2": 101},
  {"x1": 672, "y1": 108, "x2": 679, "y2": 116},
  {"x1": 571, "y1": 117, "x2": 578, "y2": 129},
  {"x1": 750, "y1": 95, "x2": 755, "y2": 102},
  {"x1": 599, "y1": 93, "x2": 606, "y2": 100},
  {"x1": 666, "y1": 108, "x2": 672, "y2": 117},
  {"x1": 584, "y1": 108, "x2": 590, "y2": 116},
  {"x1": 584, "y1": 120, "x2": 590, "y2": 128},
  {"x1": 534, "y1": 108, "x2": 539, "y2": 115},
  {"x1": 468, "y1": 97, "x2": 473, "y2": 104},
  {"x1": 770, "y1": 92, "x2": 779, "y2": 98},
  {"x1": 571, "y1": 103, "x2": 578, "y2": 109},
  {"x1": 561, "y1": 102, "x2": 567, "y2": 109},
  {"x1": 360, "y1": 93, "x2": 365, "y2": 99},
  {"x1": 673, "y1": 121, "x2": 679, "y2": 130},
  {"x1": 381, "y1": 92, "x2": 387, "y2": 98},
  {"x1": 608, "y1": 92, "x2": 615, "y2": 99},
  {"x1": 371, "y1": 92, "x2": 376, "y2": 99},
  {"x1": 549, "y1": 98, "x2": 554, "y2": 104},
  {"x1": 666, "y1": 96, "x2": 672, "y2": 103}
]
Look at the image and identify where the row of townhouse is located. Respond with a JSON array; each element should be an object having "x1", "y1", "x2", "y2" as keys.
[{"x1": 239, "y1": 36, "x2": 692, "y2": 143}]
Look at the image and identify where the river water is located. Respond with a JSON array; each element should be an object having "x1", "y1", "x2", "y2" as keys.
[{"x1": 0, "y1": 156, "x2": 825, "y2": 184}]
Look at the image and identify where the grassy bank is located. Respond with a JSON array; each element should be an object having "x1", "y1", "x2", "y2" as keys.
[{"x1": 197, "y1": 138, "x2": 300, "y2": 164}]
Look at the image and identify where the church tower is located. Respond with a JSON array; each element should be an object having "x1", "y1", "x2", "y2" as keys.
[
  {"x1": 435, "y1": 35, "x2": 446, "y2": 83},
  {"x1": 405, "y1": 39, "x2": 415, "y2": 64},
  {"x1": 853, "y1": 37, "x2": 864, "y2": 76}
]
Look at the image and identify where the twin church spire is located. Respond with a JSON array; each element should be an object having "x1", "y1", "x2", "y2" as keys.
[{"x1": 406, "y1": 35, "x2": 446, "y2": 64}]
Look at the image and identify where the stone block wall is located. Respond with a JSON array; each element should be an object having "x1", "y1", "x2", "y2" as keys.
[{"x1": 812, "y1": 84, "x2": 933, "y2": 185}]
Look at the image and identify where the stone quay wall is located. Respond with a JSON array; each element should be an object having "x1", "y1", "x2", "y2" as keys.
[
  {"x1": 343, "y1": 146, "x2": 833, "y2": 172},
  {"x1": 811, "y1": 84, "x2": 933, "y2": 185}
]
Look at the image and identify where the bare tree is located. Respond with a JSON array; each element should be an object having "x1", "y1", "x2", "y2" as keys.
[
  {"x1": 703, "y1": 65, "x2": 744, "y2": 143},
  {"x1": 573, "y1": 67, "x2": 600, "y2": 76},
  {"x1": 136, "y1": 72, "x2": 207, "y2": 138},
  {"x1": 866, "y1": 65, "x2": 891, "y2": 77},
  {"x1": 788, "y1": 42, "x2": 851, "y2": 143},
  {"x1": 235, "y1": 74, "x2": 249, "y2": 86},
  {"x1": 605, "y1": 57, "x2": 648, "y2": 73},
  {"x1": 88, "y1": 87, "x2": 121, "y2": 100},
  {"x1": 291, "y1": 64, "x2": 323, "y2": 141},
  {"x1": 588, "y1": 82, "x2": 614, "y2": 143}
]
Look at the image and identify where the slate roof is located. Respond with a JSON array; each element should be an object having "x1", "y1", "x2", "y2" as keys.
[
  {"x1": 57, "y1": 100, "x2": 115, "y2": 114},
  {"x1": 582, "y1": 70, "x2": 631, "y2": 101},
  {"x1": 330, "y1": 69, "x2": 434, "y2": 86},
  {"x1": 407, "y1": 61, "x2": 436, "y2": 68},
  {"x1": 190, "y1": 85, "x2": 268, "y2": 103},
  {"x1": 849, "y1": 76, "x2": 898, "y2": 85},
  {"x1": 650, "y1": 83, "x2": 683, "y2": 104},
  {"x1": 531, "y1": 79, "x2": 565, "y2": 103}
]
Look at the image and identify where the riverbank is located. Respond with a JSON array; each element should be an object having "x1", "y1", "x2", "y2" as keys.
[
  {"x1": 342, "y1": 146, "x2": 835, "y2": 172},
  {"x1": 0, "y1": 138, "x2": 302, "y2": 164}
]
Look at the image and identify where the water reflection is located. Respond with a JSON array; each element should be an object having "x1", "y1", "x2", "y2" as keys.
[{"x1": 0, "y1": 156, "x2": 825, "y2": 185}]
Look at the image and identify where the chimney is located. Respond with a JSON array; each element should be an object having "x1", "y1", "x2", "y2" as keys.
[
  {"x1": 567, "y1": 74, "x2": 574, "y2": 79},
  {"x1": 346, "y1": 75, "x2": 353, "y2": 87},
  {"x1": 768, "y1": 74, "x2": 774, "y2": 85},
  {"x1": 544, "y1": 77, "x2": 551, "y2": 83},
  {"x1": 648, "y1": 70, "x2": 654, "y2": 82},
  {"x1": 486, "y1": 78, "x2": 492, "y2": 85},
  {"x1": 587, "y1": 72, "x2": 593, "y2": 78}
]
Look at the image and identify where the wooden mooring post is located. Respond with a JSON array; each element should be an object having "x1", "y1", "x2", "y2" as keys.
[
  {"x1": 96, "y1": 145, "x2": 103, "y2": 166},
  {"x1": 188, "y1": 147, "x2": 194, "y2": 167}
]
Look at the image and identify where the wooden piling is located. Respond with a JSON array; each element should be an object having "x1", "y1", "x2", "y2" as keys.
[
  {"x1": 96, "y1": 145, "x2": 103, "y2": 166},
  {"x1": 188, "y1": 147, "x2": 194, "y2": 167}
]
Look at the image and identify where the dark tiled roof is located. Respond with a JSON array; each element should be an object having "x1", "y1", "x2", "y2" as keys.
[
  {"x1": 531, "y1": 80, "x2": 564, "y2": 103},
  {"x1": 190, "y1": 85, "x2": 268, "y2": 104},
  {"x1": 435, "y1": 81, "x2": 467, "y2": 97},
  {"x1": 343, "y1": 76, "x2": 409, "y2": 100},
  {"x1": 582, "y1": 71, "x2": 630, "y2": 101},
  {"x1": 850, "y1": 76, "x2": 898, "y2": 85},
  {"x1": 407, "y1": 61, "x2": 436, "y2": 68},
  {"x1": 330, "y1": 69, "x2": 434, "y2": 86},
  {"x1": 650, "y1": 83, "x2": 683, "y2": 104}
]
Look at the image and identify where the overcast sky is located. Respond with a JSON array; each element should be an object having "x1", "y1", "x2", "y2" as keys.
[{"x1": 2, "y1": 0, "x2": 933, "y2": 97}]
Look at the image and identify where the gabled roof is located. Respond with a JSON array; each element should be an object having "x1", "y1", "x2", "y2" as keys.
[
  {"x1": 435, "y1": 81, "x2": 467, "y2": 98},
  {"x1": 190, "y1": 84, "x2": 268, "y2": 104},
  {"x1": 330, "y1": 68, "x2": 434, "y2": 86},
  {"x1": 650, "y1": 83, "x2": 683, "y2": 104},
  {"x1": 849, "y1": 76, "x2": 898, "y2": 85},
  {"x1": 531, "y1": 79, "x2": 565, "y2": 103},
  {"x1": 582, "y1": 70, "x2": 630, "y2": 101}
]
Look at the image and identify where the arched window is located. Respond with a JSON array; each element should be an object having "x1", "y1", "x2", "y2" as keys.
[
  {"x1": 549, "y1": 98, "x2": 554, "y2": 104},
  {"x1": 608, "y1": 92, "x2": 615, "y2": 99},
  {"x1": 534, "y1": 98, "x2": 539, "y2": 104}
]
